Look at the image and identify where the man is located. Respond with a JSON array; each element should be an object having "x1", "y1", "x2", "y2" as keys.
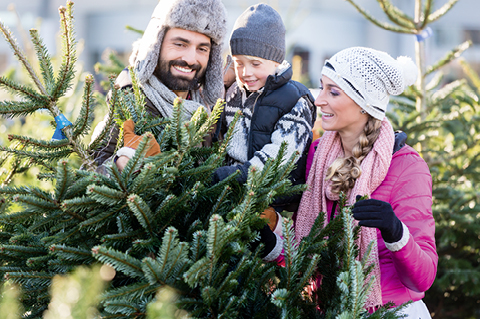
[{"x1": 92, "y1": 0, "x2": 227, "y2": 171}]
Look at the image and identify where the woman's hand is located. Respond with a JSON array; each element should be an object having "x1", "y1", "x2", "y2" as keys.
[{"x1": 353, "y1": 198, "x2": 403, "y2": 243}]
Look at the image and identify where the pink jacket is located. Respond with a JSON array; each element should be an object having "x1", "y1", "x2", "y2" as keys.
[{"x1": 307, "y1": 141, "x2": 438, "y2": 307}]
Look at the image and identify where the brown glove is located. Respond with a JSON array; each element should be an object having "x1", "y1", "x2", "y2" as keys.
[
  {"x1": 123, "y1": 119, "x2": 160, "y2": 157},
  {"x1": 260, "y1": 206, "x2": 278, "y2": 231}
]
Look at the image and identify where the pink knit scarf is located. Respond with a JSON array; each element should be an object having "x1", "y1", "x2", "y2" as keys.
[{"x1": 295, "y1": 118, "x2": 394, "y2": 310}]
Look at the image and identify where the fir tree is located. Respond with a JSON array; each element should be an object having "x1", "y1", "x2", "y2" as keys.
[
  {"x1": 0, "y1": 1, "x2": 405, "y2": 318},
  {"x1": 346, "y1": 0, "x2": 480, "y2": 317}
]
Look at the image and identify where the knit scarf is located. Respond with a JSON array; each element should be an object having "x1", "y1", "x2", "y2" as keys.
[
  {"x1": 295, "y1": 118, "x2": 394, "y2": 310},
  {"x1": 140, "y1": 74, "x2": 209, "y2": 119}
]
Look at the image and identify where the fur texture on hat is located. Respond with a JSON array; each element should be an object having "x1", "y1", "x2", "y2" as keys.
[
  {"x1": 129, "y1": 0, "x2": 228, "y2": 106},
  {"x1": 321, "y1": 47, "x2": 418, "y2": 120},
  {"x1": 230, "y1": 3, "x2": 286, "y2": 63}
]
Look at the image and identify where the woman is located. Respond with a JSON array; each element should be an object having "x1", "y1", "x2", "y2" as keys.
[{"x1": 293, "y1": 47, "x2": 437, "y2": 317}]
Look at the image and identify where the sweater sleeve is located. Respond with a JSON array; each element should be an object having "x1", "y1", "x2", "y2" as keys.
[
  {"x1": 387, "y1": 152, "x2": 438, "y2": 293},
  {"x1": 249, "y1": 97, "x2": 314, "y2": 170}
]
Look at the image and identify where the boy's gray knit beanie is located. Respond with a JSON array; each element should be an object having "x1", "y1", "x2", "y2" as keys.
[
  {"x1": 129, "y1": 0, "x2": 227, "y2": 106},
  {"x1": 230, "y1": 3, "x2": 285, "y2": 63}
]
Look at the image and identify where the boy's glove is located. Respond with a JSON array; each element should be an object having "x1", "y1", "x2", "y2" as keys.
[
  {"x1": 212, "y1": 162, "x2": 250, "y2": 185},
  {"x1": 250, "y1": 224, "x2": 277, "y2": 258},
  {"x1": 123, "y1": 119, "x2": 160, "y2": 157},
  {"x1": 260, "y1": 207, "x2": 278, "y2": 231},
  {"x1": 352, "y1": 198, "x2": 403, "y2": 243}
]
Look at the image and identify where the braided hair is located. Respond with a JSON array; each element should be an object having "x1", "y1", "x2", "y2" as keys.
[{"x1": 326, "y1": 115, "x2": 382, "y2": 195}]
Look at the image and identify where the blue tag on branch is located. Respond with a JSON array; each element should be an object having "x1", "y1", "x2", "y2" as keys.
[
  {"x1": 51, "y1": 114, "x2": 73, "y2": 141},
  {"x1": 416, "y1": 27, "x2": 433, "y2": 42}
]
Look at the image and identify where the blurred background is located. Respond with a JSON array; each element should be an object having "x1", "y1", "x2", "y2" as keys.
[{"x1": 1, "y1": 0, "x2": 479, "y2": 89}]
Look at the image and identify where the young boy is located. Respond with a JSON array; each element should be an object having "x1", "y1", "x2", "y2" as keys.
[{"x1": 213, "y1": 4, "x2": 316, "y2": 233}]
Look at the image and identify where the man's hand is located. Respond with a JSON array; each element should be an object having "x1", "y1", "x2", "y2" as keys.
[
  {"x1": 115, "y1": 155, "x2": 130, "y2": 171},
  {"x1": 260, "y1": 207, "x2": 278, "y2": 231},
  {"x1": 116, "y1": 119, "x2": 161, "y2": 171}
]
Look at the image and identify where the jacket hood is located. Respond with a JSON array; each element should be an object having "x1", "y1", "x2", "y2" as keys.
[{"x1": 129, "y1": 0, "x2": 228, "y2": 106}]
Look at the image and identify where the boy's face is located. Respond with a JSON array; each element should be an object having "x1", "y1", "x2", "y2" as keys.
[{"x1": 232, "y1": 55, "x2": 279, "y2": 92}]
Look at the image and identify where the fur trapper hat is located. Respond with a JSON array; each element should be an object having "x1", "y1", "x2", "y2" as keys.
[
  {"x1": 322, "y1": 47, "x2": 417, "y2": 120},
  {"x1": 129, "y1": 0, "x2": 228, "y2": 106}
]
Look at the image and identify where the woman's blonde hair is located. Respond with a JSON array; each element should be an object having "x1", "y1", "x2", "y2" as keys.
[{"x1": 326, "y1": 116, "x2": 383, "y2": 195}]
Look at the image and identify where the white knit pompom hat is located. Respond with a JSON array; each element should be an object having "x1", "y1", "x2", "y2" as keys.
[{"x1": 321, "y1": 47, "x2": 418, "y2": 120}]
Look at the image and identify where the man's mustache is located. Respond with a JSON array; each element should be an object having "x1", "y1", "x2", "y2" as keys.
[{"x1": 169, "y1": 59, "x2": 201, "y2": 72}]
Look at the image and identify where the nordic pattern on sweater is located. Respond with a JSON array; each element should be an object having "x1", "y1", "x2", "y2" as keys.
[{"x1": 224, "y1": 81, "x2": 314, "y2": 170}]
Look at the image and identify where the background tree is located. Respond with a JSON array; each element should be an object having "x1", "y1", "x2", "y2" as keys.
[{"x1": 345, "y1": 0, "x2": 480, "y2": 318}]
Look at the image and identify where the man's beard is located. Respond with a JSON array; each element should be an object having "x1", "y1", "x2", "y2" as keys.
[{"x1": 154, "y1": 59, "x2": 206, "y2": 91}]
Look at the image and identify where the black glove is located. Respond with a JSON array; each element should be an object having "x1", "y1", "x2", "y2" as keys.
[
  {"x1": 250, "y1": 224, "x2": 277, "y2": 258},
  {"x1": 393, "y1": 131, "x2": 407, "y2": 154},
  {"x1": 352, "y1": 197, "x2": 403, "y2": 243},
  {"x1": 212, "y1": 162, "x2": 250, "y2": 185}
]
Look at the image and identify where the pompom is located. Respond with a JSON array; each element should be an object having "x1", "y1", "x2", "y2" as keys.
[{"x1": 397, "y1": 56, "x2": 417, "y2": 87}]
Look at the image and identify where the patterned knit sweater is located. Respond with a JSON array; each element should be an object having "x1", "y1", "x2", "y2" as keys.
[{"x1": 224, "y1": 62, "x2": 314, "y2": 170}]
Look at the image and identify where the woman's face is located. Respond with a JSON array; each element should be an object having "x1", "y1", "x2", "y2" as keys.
[{"x1": 315, "y1": 75, "x2": 369, "y2": 138}]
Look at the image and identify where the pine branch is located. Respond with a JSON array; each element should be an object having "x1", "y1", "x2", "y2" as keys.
[
  {"x1": 91, "y1": 246, "x2": 144, "y2": 279},
  {"x1": 170, "y1": 97, "x2": 188, "y2": 150},
  {"x1": 101, "y1": 282, "x2": 157, "y2": 303},
  {"x1": 53, "y1": 159, "x2": 73, "y2": 201},
  {"x1": 49, "y1": 244, "x2": 95, "y2": 262},
  {"x1": 191, "y1": 99, "x2": 225, "y2": 146},
  {"x1": 0, "y1": 146, "x2": 72, "y2": 164},
  {"x1": 4, "y1": 271, "x2": 53, "y2": 288},
  {"x1": 156, "y1": 228, "x2": 190, "y2": 284},
  {"x1": 0, "y1": 21, "x2": 47, "y2": 95},
  {"x1": 127, "y1": 194, "x2": 155, "y2": 234},
  {"x1": 128, "y1": 66, "x2": 147, "y2": 123},
  {"x1": 0, "y1": 76, "x2": 48, "y2": 103},
  {"x1": 377, "y1": 0, "x2": 416, "y2": 29},
  {"x1": 426, "y1": 41, "x2": 472, "y2": 76},
  {"x1": 427, "y1": 0, "x2": 460, "y2": 23},
  {"x1": 0, "y1": 100, "x2": 46, "y2": 118},
  {"x1": 72, "y1": 74, "x2": 95, "y2": 138},
  {"x1": 87, "y1": 81, "x2": 118, "y2": 152},
  {"x1": 420, "y1": 0, "x2": 434, "y2": 29},
  {"x1": 51, "y1": 2, "x2": 77, "y2": 100},
  {"x1": 344, "y1": 0, "x2": 414, "y2": 33},
  {"x1": 7, "y1": 134, "x2": 70, "y2": 149},
  {"x1": 12, "y1": 194, "x2": 58, "y2": 211},
  {"x1": 120, "y1": 137, "x2": 156, "y2": 183},
  {"x1": 29, "y1": 29, "x2": 54, "y2": 92},
  {"x1": 156, "y1": 183, "x2": 200, "y2": 235},
  {"x1": 0, "y1": 245, "x2": 47, "y2": 258},
  {"x1": 86, "y1": 184, "x2": 126, "y2": 206},
  {"x1": 217, "y1": 111, "x2": 241, "y2": 158}
]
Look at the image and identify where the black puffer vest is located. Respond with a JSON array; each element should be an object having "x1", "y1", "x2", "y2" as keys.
[{"x1": 248, "y1": 67, "x2": 316, "y2": 192}]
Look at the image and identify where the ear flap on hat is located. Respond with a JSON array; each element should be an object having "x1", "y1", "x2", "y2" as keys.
[
  {"x1": 130, "y1": 29, "x2": 166, "y2": 84},
  {"x1": 202, "y1": 44, "x2": 224, "y2": 106}
]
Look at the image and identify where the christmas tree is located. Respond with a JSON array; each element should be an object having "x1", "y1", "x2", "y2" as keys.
[
  {"x1": 0, "y1": 1, "x2": 404, "y2": 318},
  {"x1": 346, "y1": 0, "x2": 480, "y2": 317}
]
